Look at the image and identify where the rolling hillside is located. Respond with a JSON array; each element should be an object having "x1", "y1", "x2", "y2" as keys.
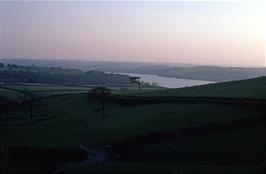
[
  {"x1": 143, "y1": 76, "x2": 266, "y2": 99},
  {"x1": 1, "y1": 77, "x2": 266, "y2": 174}
]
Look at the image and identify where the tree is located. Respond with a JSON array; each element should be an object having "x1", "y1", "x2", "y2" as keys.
[
  {"x1": 20, "y1": 90, "x2": 40, "y2": 125},
  {"x1": 129, "y1": 76, "x2": 141, "y2": 92},
  {"x1": 0, "y1": 63, "x2": 5, "y2": 68},
  {"x1": 88, "y1": 86, "x2": 112, "y2": 118}
]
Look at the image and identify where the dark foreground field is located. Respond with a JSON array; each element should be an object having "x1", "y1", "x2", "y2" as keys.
[{"x1": 1, "y1": 77, "x2": 266, "y2": 173}]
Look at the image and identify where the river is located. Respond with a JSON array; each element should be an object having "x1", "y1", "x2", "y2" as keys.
[{"x1": 113, "y1": 72, "x2": 214, "y2": 88}]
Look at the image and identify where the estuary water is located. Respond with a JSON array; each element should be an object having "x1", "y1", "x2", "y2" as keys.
[{"x1": 115, "y1": 72, "x2": 214, "y2": 88}]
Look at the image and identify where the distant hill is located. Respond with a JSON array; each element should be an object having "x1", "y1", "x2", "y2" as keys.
[
  {"x1": 0, "y1": 63, "x2": 130, "y2": 85},
  {"x1": 144, "y1": 66, "x2": 265, "y2": 82},
  {"x1": 124, "y1": 65, "x2": 264, "y2": 82},
  {"x1": 1, "y1": 58, "x2": 264, "y2": 82}
]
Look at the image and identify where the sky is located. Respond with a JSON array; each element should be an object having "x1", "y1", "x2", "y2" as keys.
[{"x1": 0, "y1": 1, "x2": 265, "y2": 67}]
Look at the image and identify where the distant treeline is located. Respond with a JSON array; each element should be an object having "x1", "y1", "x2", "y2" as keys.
[{"x1": 0, "y1": 63, "x2": 130, "y2": 85}]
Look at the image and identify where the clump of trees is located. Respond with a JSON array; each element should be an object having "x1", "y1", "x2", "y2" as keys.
[
  {"x1": 88, "y1": 87, "x2": 112, "y2": 118},
  {"x1": 129, "y1": 76, "x2": 141, "y2": 92}
]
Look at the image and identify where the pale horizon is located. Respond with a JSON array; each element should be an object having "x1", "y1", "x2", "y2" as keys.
[{"x1": 1, "y1": 1, "x2": 265, "y2": 67}]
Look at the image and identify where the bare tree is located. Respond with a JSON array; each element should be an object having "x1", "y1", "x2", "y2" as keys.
[
  {"x1": 88, "y1": 86, "x2": 112, "y2": 118},
  {"x1": 20, "y1": 90, "x2": 40, "y2": 125},
  {"x1": 129, "y1": 76, "x2": 141, "y2": 92}
]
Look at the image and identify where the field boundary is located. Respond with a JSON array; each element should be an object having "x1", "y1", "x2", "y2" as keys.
[{"x1": 107, "y1": 95, "x2": 266, "y2": 106}]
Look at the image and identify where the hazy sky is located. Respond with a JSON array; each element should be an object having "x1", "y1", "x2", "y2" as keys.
[{"x1": 0, "y1": 1, "x2": 265, "y2": 66}]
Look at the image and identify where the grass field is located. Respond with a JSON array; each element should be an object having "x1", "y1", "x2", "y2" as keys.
[
  {"x1": 1, "y1": 77, "x2": 266, "y2": 173},
  {"x1": 2, "y1": 93, "x2": 265, "y2": 147},
  {"x1": 0, "y1": 88, "x2": 25, "y2": 100},
  {"x1": 0, "y1": 82, "x2": 163, "y2": 100}
]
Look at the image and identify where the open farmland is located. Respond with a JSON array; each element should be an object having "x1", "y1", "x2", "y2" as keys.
[{"x1": 1, "y1": 77, "x2": 266, "y2": 174}]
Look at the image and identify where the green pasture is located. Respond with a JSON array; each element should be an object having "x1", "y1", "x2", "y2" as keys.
[
  {"x1": 2, "y1": 93, "x2": 265, "y2": 147},
  {"x1": 0, "y1": 82, "x2": 162, "y2": 100}
]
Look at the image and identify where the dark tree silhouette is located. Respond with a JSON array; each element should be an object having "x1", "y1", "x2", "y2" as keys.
[
  {"x1": 88, "y1": 86, "x2": 112, "y2": 118},
  {"x1": 0, "y1": 62, "x2": 5, "y2": 68},
  {"x1": 129, "y1": 76, "x2": 141, "y2": 92},
  {"x1": 20, "y1": 90, "x2": 40, "y2": 125}
]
